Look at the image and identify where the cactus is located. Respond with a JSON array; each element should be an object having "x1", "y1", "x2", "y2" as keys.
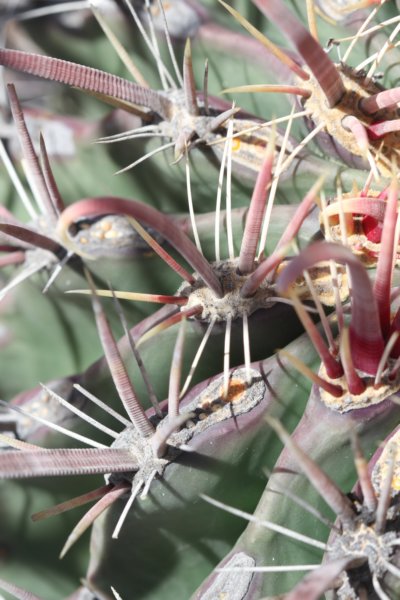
[{"x1": 2, "y1": 1, "x2": 400, "y2": 599}]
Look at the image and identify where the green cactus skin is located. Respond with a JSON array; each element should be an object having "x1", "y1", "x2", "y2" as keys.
[{"x1": 2, "y1": 1, "x2": 400, "y2": 599}]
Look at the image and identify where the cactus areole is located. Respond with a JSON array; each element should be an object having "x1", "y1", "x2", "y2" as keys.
[
  {"x1": 301, "y1": 63, "x2": 400, "y2": 177},
  {"x1": 252, "y1": 0, "x2": 400, "y2": 177},
  {"x1": 110, "y1": 367, "x2": 266, "y2": 488},
  {"x1": 178, "y1": 259, "x2": 276, "y2": 322}
]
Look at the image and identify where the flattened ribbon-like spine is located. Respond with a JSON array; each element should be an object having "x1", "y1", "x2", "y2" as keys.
[{"x1": 0, "y1": 48, "x2": 173, "y2": 119}]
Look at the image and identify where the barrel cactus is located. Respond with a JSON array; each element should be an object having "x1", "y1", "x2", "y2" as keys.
[{"x1": 1, "y1": 1, "x2": 400, "y2": 599}]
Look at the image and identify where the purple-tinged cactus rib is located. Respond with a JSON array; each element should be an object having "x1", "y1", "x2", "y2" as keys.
[
  {"x1": 60, "y1": 482, "x2": 129, "y2": 559},
  {"x1": 183, "y1": 39, "x2": 199, "y2": 116},
  {"x1": 373, "y1": 179, "x2": 399, "y2": 338},
  {"x1": 252, "y1": 0, "x2": 345, "y2": 107},
  {"x1": 238, "y1": 134, "x2": 274, "y2": 275},
  {"x1": 277, "y1": 241, "x2": 385, "y2": 375},
  {"x1": 0, "y1": 48, "x2": 172, "y2": 119},
  {"x1": 88, "y1": 277, "x2": 155, "y2": 438},
  {"x1": 32, "y1": 484, "x2": 114, "y2": 522},
  {"x1": 265, "y1": 416, "x2": 356, "y2": 527},
  {"x1": 0, "y1": 448, "x2": 138, "y2": 478},
  {"x1": 7, "y1": 84, "x2": 55, "y2": 220},
  {"x1": 285, "y1": 557, "x2": 357, "y2": 600},
  {"x1": 204, "y1": 366, "x2": 400, "y2": 599},
  {"x1": 57, "y1": 197, "x2": 223, "y2": 297}
]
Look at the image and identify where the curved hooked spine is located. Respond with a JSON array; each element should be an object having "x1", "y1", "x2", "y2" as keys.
[{"x1": 57, "y1": 197, "x2": 223, "y2": 297}]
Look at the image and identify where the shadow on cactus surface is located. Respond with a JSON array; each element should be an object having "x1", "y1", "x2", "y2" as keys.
[{"x1": 2, "y1": 0, "x2": 400, "y2": 599}]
